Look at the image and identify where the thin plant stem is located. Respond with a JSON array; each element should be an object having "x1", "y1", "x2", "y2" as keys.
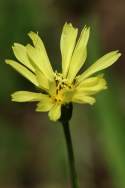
[{"x1": 62, "y1": 121, "x2": 79, "y2": 188}]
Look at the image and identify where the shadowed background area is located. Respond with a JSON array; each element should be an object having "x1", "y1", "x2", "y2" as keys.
[{"x1": 0, "y1": 0, "x2": 125, "y2": 187}]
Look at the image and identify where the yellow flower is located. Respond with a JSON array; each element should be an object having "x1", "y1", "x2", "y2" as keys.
[{"x1": 5, "y1": 23, "x2": 121, "y2": 121}]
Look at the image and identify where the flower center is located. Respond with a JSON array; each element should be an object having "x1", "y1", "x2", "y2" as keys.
[{"x1": 52, "y1": 72, "x2": 73, "y2": 103}]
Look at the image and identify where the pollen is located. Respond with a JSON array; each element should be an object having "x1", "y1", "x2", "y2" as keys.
[
  {"x1": 52, "y1": 72, "x2": 73, "y2": 103},
  {"x1": 54, "y1": 72, "x2": 73, "y2": 89}
]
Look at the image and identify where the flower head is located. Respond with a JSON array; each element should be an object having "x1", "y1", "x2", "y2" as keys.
[{"x1": 6, "y1": 23, "x2": 121, "y2": 121}]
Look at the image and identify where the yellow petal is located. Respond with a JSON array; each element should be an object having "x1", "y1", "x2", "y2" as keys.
[
  {"x1": 76, "y1": 76, "x2": 107, "y2": 95},
  {"x1": 12, "y1": 43, "x2": 35, "y2": 72},
  {"x1": 48, "y1": 80, "x2": 56, "y2": 96},
  {"x1": 48, "y1": 104, "x2": 61, "y2": 121},
  {"x1": 36, "y1": 68, "x2": 49, "y2": 91},
  {"x1": 67, "y1": 26, "x2": 90, "y2": 82},
  {"x1": 78, "y1": 76, "x2": 101, "y2": 87},
  {"x1": 61, "y1": 23, "x2": 78, "y2": 78},
  {"x1": 27, "y1": 32, "x2": 54, "y2": 81},
  {"x1": 77, "y1": 51, "x2": 121, "y2": 83},
  {"x1": 63, "y1": 88, "x2": 75, "y2": 103},
  {"x1": 28, "y1": 31, "x2": 45, "y2": 50},
  {"x1": 26, "y1": 44, "x2": 54, "y2": 81},
  {"x1": 36, "y1": 97, "x2": 53, "y2": 112},
  {"x1": 6, "y1": 59, "x2": 38, "y2": 86},
  {"x1": 11, "y1": 91, "x2": 46, "y2": 102},
  {"x1": 72, "y1": 94, "x2": 96, "y2": 105}
]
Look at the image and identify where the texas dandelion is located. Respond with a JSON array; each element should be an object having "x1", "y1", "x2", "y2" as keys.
[
  {"x1": 6, "y1": 23, "x2": 121, "y2": 188},
  {"x1": 5, "y1": 23, "x2": 121, "y2": 121}
]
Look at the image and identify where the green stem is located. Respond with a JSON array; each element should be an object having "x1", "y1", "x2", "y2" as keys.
[{"x1": 62, "y1": 121, "x2": 79, "y2": 188}]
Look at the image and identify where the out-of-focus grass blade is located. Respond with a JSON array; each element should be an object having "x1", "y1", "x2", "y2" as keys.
[{"x1": 88, "y1": 20, "x2": 125, "y2": 188}]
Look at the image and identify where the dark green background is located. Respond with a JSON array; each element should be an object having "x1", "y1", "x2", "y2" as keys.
[{"x1": 0, "y1": 0, "x2": 125, "y2": 187}]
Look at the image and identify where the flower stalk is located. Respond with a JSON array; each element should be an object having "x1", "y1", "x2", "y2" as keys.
[
  {"x1": 62, "y1": 121, "x2": 79, "y2": 188},
  {"x1": 60, "y1": 104, "x2": 79, "y2": 188}
]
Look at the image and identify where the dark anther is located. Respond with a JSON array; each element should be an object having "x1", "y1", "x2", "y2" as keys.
[
  {"x1": 55, "y1": 80, "x2": 59, "y2": 86},
  {"x1": 59, "y1": 85, "x2": 62, "y2": 90},
  {"x1": 73, "y1": 79, "x2": 76, "y2": 84}
]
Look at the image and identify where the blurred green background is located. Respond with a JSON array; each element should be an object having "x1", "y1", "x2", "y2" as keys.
[{"x1": 0, "y1": 0, "x2": 125, "y2": 187}]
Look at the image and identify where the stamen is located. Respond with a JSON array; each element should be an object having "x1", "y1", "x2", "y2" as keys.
[{"x1": 53, "y1": 71, "x2": 74, "y2": 103}]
